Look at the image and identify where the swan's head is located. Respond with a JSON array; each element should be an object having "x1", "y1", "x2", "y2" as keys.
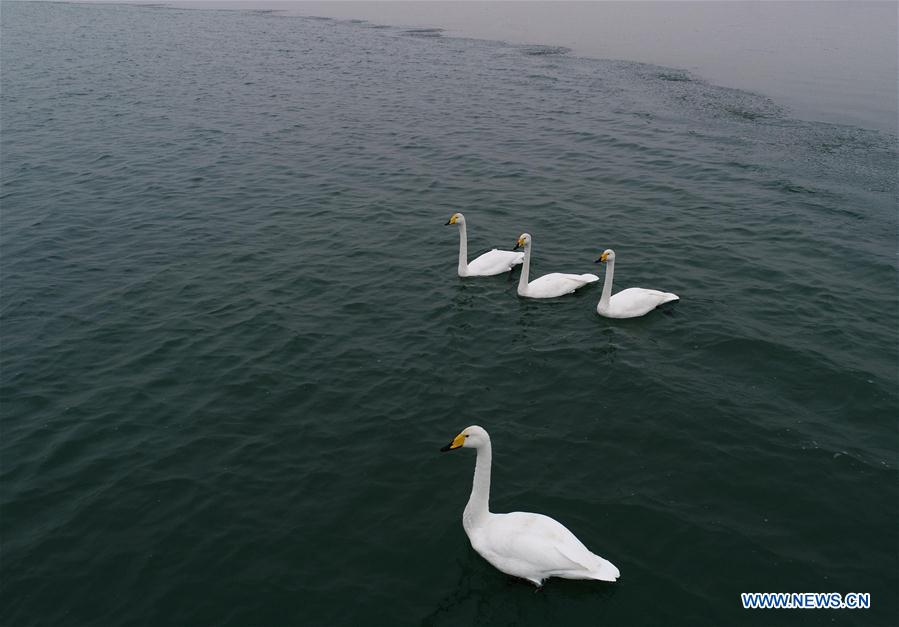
[
  {"x1": 513, "y1": 233, "x2": 532, "y2": 251},
  {"x1": 595, "y1": 249, "x2": 615, "y2": 263},
  {"x1": 440, "y1": 425, "x2": 490, "y2": 451},
  {"x1": 445, "y1": 212, "x2": 465, "y2": 226}
]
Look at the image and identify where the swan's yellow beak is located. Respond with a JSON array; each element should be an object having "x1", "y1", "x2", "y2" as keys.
[
  {"x1": 446, "y1": 214, "x2": 459, "y2": 225},
  {"x1": 439, "y1": 432, "x2": 466, "y2": 452},
  {"x1": 513, "y1": 237, "x2": 525, "y2": 251},
  {"x1": 598, "y1": 252, "x2": 609, "y2": 263}
]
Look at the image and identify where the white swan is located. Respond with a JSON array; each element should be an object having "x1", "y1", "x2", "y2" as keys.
[
  {"x1": 513, "y1": 233, "x2": 599, "y2": 298},
  {"x1": 446, "y1": 213, "x2": 524, "y2": 277},
  {"x1": 440, "y1": 426, "x2": 620, "y2": 587},
  {"x1": 595, "y1": 249, "x2": 679, "y2": 318}
]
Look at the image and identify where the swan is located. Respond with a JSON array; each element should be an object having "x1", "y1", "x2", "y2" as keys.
[
  {"x1": 512, "y1": 233, "x2": 599, "y2": 298},
  {"x1": 440, "y1": 426, "x2": 620, "y2": 587},
  {"x1": 595, "y1": 249, "x2": 679, "y2": 318},
  {"x1": 445, "y1": 213, "x2": 524, "y2": 277}
]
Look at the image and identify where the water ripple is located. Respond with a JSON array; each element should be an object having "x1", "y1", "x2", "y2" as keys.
[{"x1": 1, "y1": 2, "x2": 896, "y2": 626}]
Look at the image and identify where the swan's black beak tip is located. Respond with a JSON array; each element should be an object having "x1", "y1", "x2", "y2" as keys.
[
  {"x1": 513, "y1": 244, "x2": 521, "y2": 251},
  {"x1": 594, "y1": 257, "x2": 603, "y2": 263},
  {"x1": 445, "y1": 220, "x2": 452, "y2": 225},
  {"x1": 440, "y1": 443, "x2": 453, "y2": 452}
]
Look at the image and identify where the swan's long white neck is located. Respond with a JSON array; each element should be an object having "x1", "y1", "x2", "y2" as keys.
[
  {"x1": 517, "y1": 244, "x2": 531, "y2": 293},
  {"x1": 457, "y1": 223, "x2": 469, "y2": 276},
  {"x1": 599, "y1": 258, "x2": 615, "y2": 310},
  {"x1": 463, "y1": 441, "x2": 492, "y2": 532}
]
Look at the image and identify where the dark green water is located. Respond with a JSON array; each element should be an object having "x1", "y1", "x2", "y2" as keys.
[{"x1": 1, "y1": 2, "x2": 897, "y2": 625}]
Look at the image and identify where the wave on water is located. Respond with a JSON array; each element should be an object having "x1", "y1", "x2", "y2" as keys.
[
  {"x1": 2, "y1": 3, "x2": 896, "y2": 627},
  {"x1": 402, "y1": 28, "x2": 444, "y2": 38},
  {"x1": 655, "y1": 70, "x2": 693, "y2": 82},
  {"x1": 517, "y1": 44, "x2": 571, "y2": 56}
]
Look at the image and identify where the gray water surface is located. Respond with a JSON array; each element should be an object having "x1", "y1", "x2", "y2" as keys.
[
  {"x1": 170, "y1": 1, "x2": 899, "y2": 134},
  {"x1": 1, "y1": 2, "x2": 897, "y2": 626}
]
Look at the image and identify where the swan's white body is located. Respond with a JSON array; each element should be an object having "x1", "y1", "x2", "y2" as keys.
[
  {"x1": 447, "y1": 213, "x2": 524, "y2": 277},
  {"x1": 463, "y1": 249, "x2": 525, "y2": 277},
  {"x1": 596, "y1": 249, "x2": 678, "y2": 318},
  {"x1": 514, "y1": 233, "x2": 599, "y2": 298},
  {"x1": 441, "y1": 426, "x2": 620, "y2": 586}
]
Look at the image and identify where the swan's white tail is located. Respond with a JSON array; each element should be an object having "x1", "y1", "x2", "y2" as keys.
[
  {"x1": 581, "y1": 273, "x2": 600, "y2": 283},
  {"x1": 590, "y1": 558, "x2": 620, "y2": 582},
  {"x1": 661, "y1": 292, "x2": 679, "y2": 304}
]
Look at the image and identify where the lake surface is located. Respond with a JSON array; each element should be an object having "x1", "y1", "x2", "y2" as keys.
[
  {"x1": 1, "y1": 2, "x2": 897, "y2": 626},
  {"x1": 170, "y1": 1, "x2": 899, "y2": 134}
]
